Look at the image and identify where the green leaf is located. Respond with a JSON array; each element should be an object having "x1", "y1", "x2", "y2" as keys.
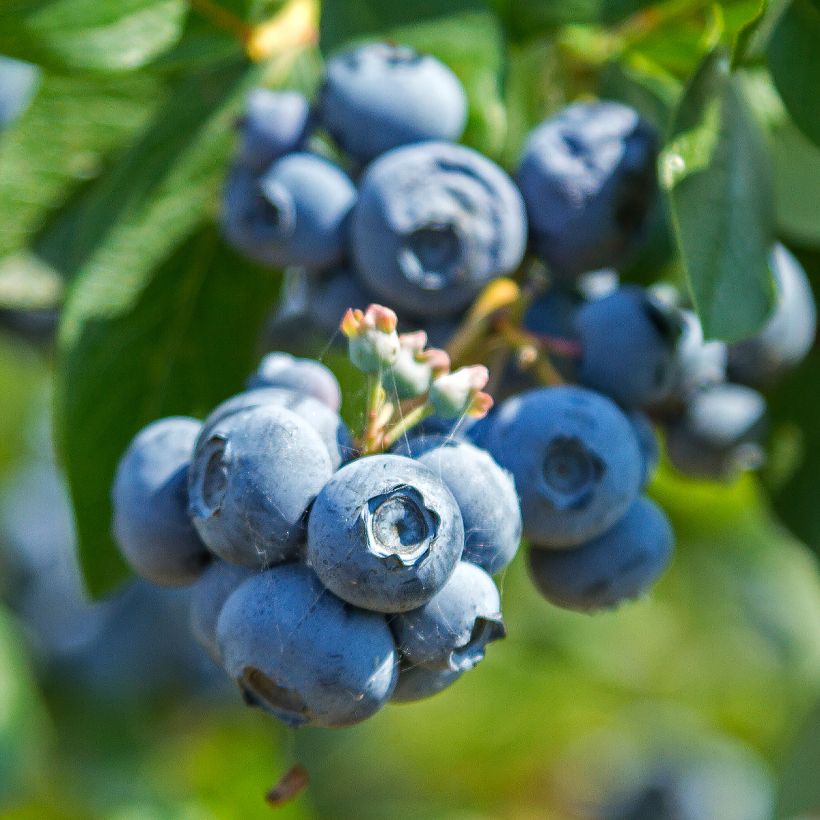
[
  {"x1": 776, "y1": 698, "x2": 820, "y2": 817},
  {"x1": 501, "y1": 40, "x2": 563, "y2": 167},
  {"x1": 661, "y1": 50, "x2": 776, "y2": 341},
  {"x1": 52, "y1": 58, "x2": 284, "y2": 596},
  {"x1": 57, "y1": 229, "x2": 282, "y2": 597},
  {"x1": 0, "y1": 0, "x2": 188, "y2": 72},
  {"x1": 0, "y1": 70, "x2": 163, "y2": 261},
  {"x1": 319, "y1": 0, "x2": 506, "y2": 157},
  {"x1": 0, "y1": 608, "x2": 49, "y2": 804},
  {"x1": 768, "y1": 344, "x2": 820, "y2": 559},
  {"x1": 772, "y1": 120, "x2": 820, "y2": 247},
  {"x1": 731, "y1": 0, "x2": 790, "y2": 65},
  {"x1": 503, "y1": 0, "x2": 655, "y2": 35},
  {"x1": 767, "y1": 0, "x2": 820, "y2": 147},
  {"x1": 599, "y1": 58, "x2": 682, "y2": 137}
]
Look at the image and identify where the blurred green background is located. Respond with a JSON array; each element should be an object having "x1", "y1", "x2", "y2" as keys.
[{"x1": 1, "y1": 0, "x2": 819, "y2": 817}]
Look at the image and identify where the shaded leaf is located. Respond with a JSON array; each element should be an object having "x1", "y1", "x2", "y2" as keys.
[
  {"x1": 662, "y1": 50, "x2": 776, "y2": 341},
  {"x1": 768, "y1": 341, "x2": 820, "y2": 560},
  {"x1": 767, "y1": 0, "x2": 820, "y2": 147},
  {"x1": 772, "y1": 120, "x2": 820, "y2": 247},
  {"x1": 57, "y1": 229, "x2": 281, "y2": 596},
  {"x1": 52, "y1": 59, "x2": 282, "y2": 595},
  {"x1": 775, "y1": 698, "x2": 820, "y2": 817},
  {"x1": 502, "y1": 0, "x2": 656, "y2": 36}
]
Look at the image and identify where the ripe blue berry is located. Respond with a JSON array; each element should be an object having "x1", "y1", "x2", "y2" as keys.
[
  {"x1": 306, "y1": 454, "x2": 464, "y2": 613},
  {"x1": 112, "y1": 417, "x2": 209, "y2": 586},
  {"x1": 666, "y1": 309, "x2": 727, "y2": 402},
  {"x1": 517, "y1": 101, "x2": 658, "y2": 278},
  {"x1": 247, "y1": 352, "x2": 341, "y2": 412},
  {"x1": 391, "y1": 664, "x2": 462, "y2": 704},
  {"x1": 319, "y1": 43, "x2": 467, "y2": 163},
  {"x1": 485, "y1": 386, "x2": 643, "y2": 547},
  {"x1": 665, "y1": 384, "x2": 767, "y2": 481},
  {"x1": 408, "y1": 438, "x2": 522, "y2": 575},
  {"x1": 352, "y1": 141, "x2": 527, "y2": 317},
  {"x1": 392, "y1": 561, "x2": 504, "y2": 671},
  {"x1": 217, "y1": 564, "x2": 398, "y2": 727},
  {"x1": 201, "y1": 387, "x2": 354, "y2": 470},
  {"x1": 728, "y1": 244, "x2": 817, "y2": 388},
  {"x1": 222, "y1": 154, "x2": 355, "y2": 269},
  {"x1": 189, "y1": 560, "x2": 253, "y2": 662},
  {"x1": 523, "y1": 286, "x2": 581, "y2": 341},
  {"x1": 307, "y1": 267, "x2": 381, "y2": 338},
  {"x1": 236, "y1": 88, "x2": 311, "y2": 172},
  {"x1": 188, "y1": 404, "x2": 333, "y2": 567},
  {"x1": 577, "y1": 285, "x2": 681, "y2": 407},
  {"x1": 527, "y1": 497, "x2": 673, "y2": 611},
  {"x1": 627, "y1": 410, "x2": 659, "y2": 489}
]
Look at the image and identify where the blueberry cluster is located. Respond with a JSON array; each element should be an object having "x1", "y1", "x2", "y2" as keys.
[
  {"x1": 112, "y1": 319, "x2": 521, "y2": 727},
  {"x1": 111, "y1": 40, "x2": 816, "y2": 727},
  {"x1": 221, "y1": 41, "x2": 526, "y2": 339}
]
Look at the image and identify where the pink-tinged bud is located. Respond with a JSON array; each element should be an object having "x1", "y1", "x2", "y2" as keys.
[
  {"x1": 340, "y1": 307, "x2": 364, "y2": 338},
  {"x1": 387, "y1": 332, "x2": 450, "y2": 400},
  {"x1": 429, "y1": 365, "x2": 493, "y2": 419},
  {"x1": 467, "y1": 390, "x2": 494, "y2": 418},
  {"x1": 341, "y1": 304, "x2": 400, "y2": 373},
  {"x1": 419, "y1": 347, "x2": 451, "y2": 378},
  {"x1": 340, "y1": 304, "x2": 399, "y2": 338},
  {"x1": 400, "y1": 330, "x2": 428, "y2": 353}
]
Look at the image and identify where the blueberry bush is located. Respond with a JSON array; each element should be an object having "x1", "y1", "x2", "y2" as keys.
[{"x1": 1, "y1": 0, "x2": 820, "y2": 816}]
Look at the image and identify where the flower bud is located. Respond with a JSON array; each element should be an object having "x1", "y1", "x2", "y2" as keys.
[
  {"x1": 429, "y1": 365, "x2": 493, "y2": 419},
  {"x1": 341, "y1": 304, "x2": 400, "y2": 373},
  {"x1": 387, "y1": 332, "x2": 451, "y2": 399}
]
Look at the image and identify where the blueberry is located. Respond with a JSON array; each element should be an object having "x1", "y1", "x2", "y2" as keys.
[
  {"x1": 408, "y1": 439, "x2": 522, "y2": 575},
  {"x1": 236, "y1": 88, "x2": 311, "y2": 172},
  {"x1": 201, "y1": 387, "x2": 354, "y2": 470},
  {"x1": 188, "y1": 404, "x2": 333, "y2": 567},
  {"x1": 665, "y1": 384, "x2": 767, "y2": 481},
  {"x1": 307, "y1": 267, "x2": 382, "y2": 338},
  {"x1": 577, "y1": 285, "x2": 682, "y2": 407},
  {"x1": 517, "y1": 101, "x2": 658, "y2": 278},
  {"x1": 306, "y1": 454, "x2": 464, "y2": 612},
  {"x1": 528, "y1": 497, "x2": 673, "y2": 611},
  {"x1": 391, "y1": 664, "x2": 462, "y2": 704},
  {"x1": 247, "y1": 352, "x2": 341, "y2": 412},
  {"x1": 523, "y1": 286, "x2": 581, "y2": 341},
  {"x1": 485, "y1": 386, "x2": 643, "y2": 547},
  {"x1": 578, "y1": 268, "x2": 620, "y2": 300},
  {"x1": 352, "y1": 141, "x2": 527, "y2": 317},
  {"x1": 217, "y1": 563, "x2": 398, "y2": 727},
  {"x1": 0, "y1": 56, "x2": 39, "y2": 129},
  {"x1": 627, "y1": 410, "x2": 659, "y2": 489},
  {"x1": 392, "y1": 561, "x2": 504, "y2": 671},
  {"x1": 112, "y1": 417, "x2": 209, "y2": 586},
  {"x1": 221, "y1": 154, "x2": 355, "y2": 269},
  {"x1": 668, "y1": 310, "x2": 727, "y2": 401},
  {"x1": 390, "y1": 420, "x2": 478, "y2": 465},
  {"x1": 728, "y1": 244, "x2": 817, "y2": 388},
  {"x1": 189, "y1": 560, "x2": 253, "y2": 662},
  {"x1": 319, "y1": 43, "x2": 467, "y2": 163}
]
